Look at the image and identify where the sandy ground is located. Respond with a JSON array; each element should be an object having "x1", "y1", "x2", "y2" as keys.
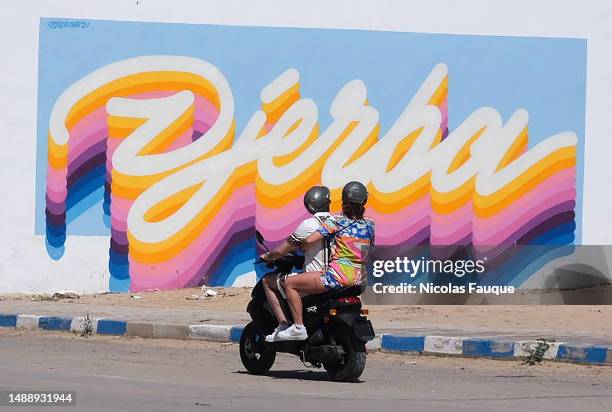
[
  {"x1": 2, "y1": 287, "x2": 253, "y2": 310},
  {"x1": 3, "y1": 288, "x2": 612, "y2": 339}
]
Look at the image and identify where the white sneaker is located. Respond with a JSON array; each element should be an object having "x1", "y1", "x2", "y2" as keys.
[
  {"x1": 275, "y1": 324, "x2": 308, "y2": 341},
  {"x1": 265, "y1": 323, "x2": 290, "y2": 342}
]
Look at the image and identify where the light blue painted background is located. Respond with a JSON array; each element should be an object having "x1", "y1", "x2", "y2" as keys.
[{"x1": 35, "y1": 18, "x2": 587, "y2": 242}]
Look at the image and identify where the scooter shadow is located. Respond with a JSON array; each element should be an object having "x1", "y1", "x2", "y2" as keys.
[{"x1": 234, "y1": 370, "x2": 363, "y2": 383}]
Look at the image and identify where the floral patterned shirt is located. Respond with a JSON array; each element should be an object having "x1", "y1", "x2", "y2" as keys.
[{"x1": 317, "y1": 213, "x2": 375, "y2": 286}]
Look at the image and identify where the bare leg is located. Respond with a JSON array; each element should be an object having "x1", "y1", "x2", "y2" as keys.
[
  {"x1": 262, "y1": 274, "x2": 287, "y2": 324},
  {"x1": 283, "y1": 271, "x2": 327, "y2": 325}
]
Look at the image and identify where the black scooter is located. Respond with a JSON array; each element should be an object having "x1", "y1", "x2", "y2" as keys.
[{"x1": 239, "y1": 231, "x2": 376, "y2": 382}]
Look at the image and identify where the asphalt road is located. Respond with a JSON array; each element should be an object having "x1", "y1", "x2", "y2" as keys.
[{"x1": 1, "y1": 329, "x2": 611, "y2": 412}]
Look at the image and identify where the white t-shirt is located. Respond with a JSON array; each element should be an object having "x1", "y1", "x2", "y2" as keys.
[{"x1": 289, "y1": 212, "x2": 331, "y2": 272}]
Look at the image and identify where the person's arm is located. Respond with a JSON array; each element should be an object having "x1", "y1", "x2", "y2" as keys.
[
  {"x1": 300, "y1": 216, "x2": 336, "y2": 245},
  {"x1": 261, "y1": 240, "x2": 296, "y2": 262},
  {"x1": 262, "y1": 217, "x2": 321, "y2": 260},
  {"x1": 301, "y1": 230, "x2": 324, "y2": 245}
]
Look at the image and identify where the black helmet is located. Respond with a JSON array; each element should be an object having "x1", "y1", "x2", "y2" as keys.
[
  {"x1": 342, "y1": 181, "x2": 368, "y2": 205},
  {"x1": 304, "y1": 186, "x2": 331, "y2": 214}
]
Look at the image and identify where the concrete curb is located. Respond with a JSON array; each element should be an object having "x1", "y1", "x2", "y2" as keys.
[
  {"x1": 379, "y1": 333, "x2": 612, "y2": 365},
  {"x1": 2, "y1": 312, "x2": 611, "y2": 366},
  {"x1": 188, "y1": 324, "x2": 232, "y2": 341}
]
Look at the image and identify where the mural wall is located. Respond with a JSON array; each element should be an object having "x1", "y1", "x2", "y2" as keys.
[{"x1": 36, "y1": 19, "x2": 586, "y2": 292}]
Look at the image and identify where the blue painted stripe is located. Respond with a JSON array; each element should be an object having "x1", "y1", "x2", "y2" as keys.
[
  {"x1": 38, "y1": 316, "x2": 72, "y2": 331},
  {"x1": 0, "y1": 314, "x2": 17, "y2": 327},
  {"x1": 229, "y1": 326, "x2": 244, "y2": 342},
  {"x1": 381, "y1": 335, "x2": 425, "y2": 352},
  {"x1": 96, "y1": 319, "x2": 127, "y2": 335},
  {"x1": 557, "y1": 344, "x2": 609, "y2": 364},
  {"x1": 462, "y1": 339, "x2": 515, "y2": 358}
]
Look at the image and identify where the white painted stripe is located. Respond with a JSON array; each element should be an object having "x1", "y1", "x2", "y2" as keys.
[
  {"x1": 366, "y1": 336, "x2": 381, "y2": 352},
  {"x1": 187, "y1": 324, "x2": 232, "y2": 341},
  {"x1": 424, "y1": 335, "x2": 464, "y2": 354},
  {"x1": 15, "y1": 314, "x2": 40, "y2": 329},
  {"x1": 513, "y1": 340, "x2": 564, "y2": 359},
  {"x1": 69, "y1": 316, "x2": 101, "y2": 334}
]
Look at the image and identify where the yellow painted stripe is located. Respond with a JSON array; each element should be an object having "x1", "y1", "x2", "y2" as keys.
[
  {"x1": 273, "y1": 123, "x2": 319, "y2": 167},
  {"x1": 431, "y1": 176, "x2": 475, "y2": 214},
  {"x1": 386, "y1": 127, "x2": 424, "y2": 172},
  {"x1": 427, "y1": 76, "x2": 448, "y2": 107},
  {"x1": 447, "y1": 127, "x2": 485, "y2": 173},
  {"x1": 63, "y1": 72, "x2": 221, "y2": 132},
  {"x1": 496, "y1": 127, "x2": 528, "y2": 172},
  {"x1": 368, "y1": 173, "x2": 431, "y2": 214},
  {"x1": 261, "y1": 83, "x2": 301, "y2": 114},
  {"x1": 344, "y1": 124, "x2": 380, "y2": 167}
]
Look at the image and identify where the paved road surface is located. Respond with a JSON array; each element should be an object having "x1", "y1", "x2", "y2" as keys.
[{"x1": 1, "y1": 329, "x2": 611, "y2": 411}]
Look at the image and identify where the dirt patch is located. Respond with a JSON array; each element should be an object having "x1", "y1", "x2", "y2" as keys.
[{"x1": 2, "y1": 287, "x2": 253, "y2": 311}]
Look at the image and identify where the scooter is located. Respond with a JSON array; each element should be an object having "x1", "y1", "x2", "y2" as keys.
[{"x1": 239, "y1": 231, "x2": 376, "y2": 382}]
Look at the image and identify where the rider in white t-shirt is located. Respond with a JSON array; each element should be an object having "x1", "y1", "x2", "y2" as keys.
[
  {"x1": 287, "y1": 211, "x2": 331, "y2": 272},
  {"x1": 260, "y1": 186, "x2": 331, "y2": 342}
]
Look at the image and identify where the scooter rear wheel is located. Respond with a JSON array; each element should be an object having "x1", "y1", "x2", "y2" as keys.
[
  {"x1": 239, "y1": 321, "x2": 276, "y2": 375},
  {"x1": 324, "y1": 334, "x2": 367, "y2": 382}
]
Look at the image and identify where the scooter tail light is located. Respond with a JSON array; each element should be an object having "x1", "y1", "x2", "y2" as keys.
[{"x1": 338, "y1": 296, "x2": 361, "y2": 304}]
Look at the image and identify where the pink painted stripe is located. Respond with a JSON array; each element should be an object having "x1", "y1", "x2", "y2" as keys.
[
  {"x1": 431, "y1": 220, "x2": 472, "y2": 245},
  {"x1": 46, "y1": 186, "x2": 68, "y2": 204},
  {"x1": 439, "y1": 98, "x2": 448, "y2": 133},
  {"x1": 67, "y1": 108, "x2": 107, "y2": 149},
  {"x1": 373, "y1": 201, "x2": 431, "y2": 238},
  {"x1": 130, "y1": 205, "x2": 254, "y2": 290},
  {"x1": 368, "y1": 195, "x2": 431, "y2": 225},
  {"x1": 256, "y1": 212, "x2": 310, "y2": 243},
  {"x1": 473, "y1": 169, "x2": 575, "y2": 238},
  {"x1": 110, "y1": 194, "x2": 133, "y2": 219},
  {"x1": 111, "y1": 216, "x2": 128, "y2": 232},
  {"x1": 68, "y1": 128, "x2": 107, "y2": 163},
  {"x1": 128, "y1": 186, "x2": 255, "y2": 289},
  {"x1": 255, "y1": 196, "x2": 306, "y2": 231},
  {"x1": 430, "y1": 201, "x2": 472, "y2": 238},
  {"x1": 376, "y1": 215, "x2": 430, "y2": 245},
  {"x1": 46, "y1": 182, "x2": 68, "y2": 198},
  {"x1": 475, "y1": 169, "x2": 574, "y2": 232},
  {"x1": 473, "y1": 188, "x2": 576, "y2": 245},
  {"x1": 166, "y1": 127, "x2": 194, "y2": 151}
]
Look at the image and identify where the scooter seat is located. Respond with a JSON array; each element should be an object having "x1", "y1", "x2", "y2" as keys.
[{"x1": 302, "y1": 285, "x2": 365, "y2": 305}]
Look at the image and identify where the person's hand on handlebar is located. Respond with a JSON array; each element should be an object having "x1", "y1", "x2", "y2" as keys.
[{"x1": 260, "y1": 251, "x2": 282, "y2": 262}]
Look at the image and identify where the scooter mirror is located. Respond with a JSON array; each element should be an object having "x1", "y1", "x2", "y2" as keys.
[{"x1": 255, "y1": 230, "x2": 265, "y2": 245}]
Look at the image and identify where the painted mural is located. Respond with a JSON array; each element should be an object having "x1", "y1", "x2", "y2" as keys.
[{"x1": 37, "y1": 19, "x2": 586, "y2": 292}]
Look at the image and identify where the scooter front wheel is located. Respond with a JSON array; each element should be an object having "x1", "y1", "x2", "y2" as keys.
[{"x1": 239, "y1": 321, "x2": 276, "y2": 375}]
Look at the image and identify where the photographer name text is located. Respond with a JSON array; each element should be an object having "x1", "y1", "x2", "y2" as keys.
[{"x1": 372, "y1": 282, "x2": 515, "y2": 296}]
